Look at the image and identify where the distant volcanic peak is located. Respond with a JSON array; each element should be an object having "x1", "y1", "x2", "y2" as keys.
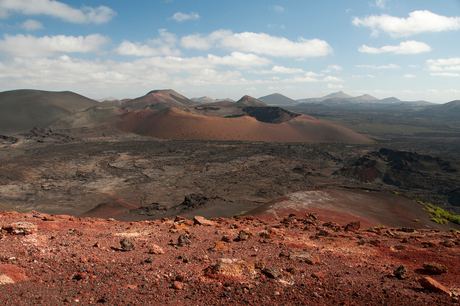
[
  {"x1": 324, "y1": 91, "x2": 352, "y2": 99},
  {"x1": 235, "y1": 95, "x2": 267, "y2": 107}
]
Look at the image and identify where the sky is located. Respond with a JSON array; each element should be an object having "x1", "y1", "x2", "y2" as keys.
[{"x1": 0, "y1": 0, "x2": 459, "y2": 103}]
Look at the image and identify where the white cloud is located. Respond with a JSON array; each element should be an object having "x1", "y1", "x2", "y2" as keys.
[
  {"x1": 20, "y1": 19, "x2": 43, "y2": 31},
  {"x1": 374, "y1": 0, "x2": 387, "y2": 9},
  {"x1": 352, "y1": 10, "x2": 460, "y2": 37},
  {"x1": 171, "y1": 12, "x2": 200, "y2": 22},
  {"x1": 356, "y1": 64, "x2": 401, "y2": 69},
  {"x1": 0, "y1": 34, "x2": 109, "y2": 57},
  {"x1": 207, "y1": 52, "x2": 271, "y2": 67},
  {"x1": 181, "y1": 30, "x2": 232, "y2": 50},
  {"x1": 404, "y1": 74, "x2": 416, "y2": 78},
  {"x1": 322, "y1": 64, "x2": 342, "y2": 72},
  {"x1": 409, "y1": 64, "x2": 420, "y2": 68},
  {"x1": 253, "y1": 65, "x2": 304, "y2": 74},
  {"x1": 272, "y1": 5, "x2": 285, "y2": 13},
  {"x1": 0, "y1": 0, "x2": 116, "y2": 24},
  {"x1": 359, "y1": 41, "x2": 431, "y2": 54},
  {"x1": 182, "y1": 30, "x2": 332, "y2": 58},
  {"x1": 0, "y1": 53, "x2": 279, "y2": 91},
  {"x1": 427, "y1": 57, "x2": 460, "y2": 72},
  {"x1": 327, "y1": 84, "x2": 344, "y2": 89},
  {"x1": 281, "y1": 72, "x2": 343, "y2": 83},
  {"x1": 219, "y1": 32, "x2": 333, "y2": 57},
  {"x1": 115, "y1": 29, "x2": 180, "y2": 57},
  {"x1": 430, "y1": 72, "x2": 460, "y2": 77},
  {"x1": 323, "y1": 76, "x2": 344, "y2": 82}
]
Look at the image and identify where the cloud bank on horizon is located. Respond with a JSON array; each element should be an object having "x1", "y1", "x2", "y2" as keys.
[{"x1": 0, "y1": 0, "x2": 458, "y2": 103}]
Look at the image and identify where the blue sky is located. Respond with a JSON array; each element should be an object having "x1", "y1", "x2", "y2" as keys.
[{"x1": 0, "y1": 0, "x2": 459, "y2": 103}]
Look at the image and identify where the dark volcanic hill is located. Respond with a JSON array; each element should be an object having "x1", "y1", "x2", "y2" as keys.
[
  {"x1": 0, "y1": 89, "x2": 99, "y2": 135},
  {"x1": 122, "y1": 89, "x2": 197, "y2": 110},
  {"x1": 258, "y1": 93, "x2": 298, "y2": 106}
]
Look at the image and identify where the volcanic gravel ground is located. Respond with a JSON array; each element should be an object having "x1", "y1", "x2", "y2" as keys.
[
  {"x1": 0, "y1": 211, "x2": 459, "y2": 305},
  {"x1": 1, "y1": 135, "x2": 458, "y2": 220}
]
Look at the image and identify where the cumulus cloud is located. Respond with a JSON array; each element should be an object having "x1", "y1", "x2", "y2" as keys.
[
  {"x1": 281, "y1": 72, "x2": 344, "y2": 83},
  {"x1": 0, "y1": 53, "x2": 277, "y2": 91},
  {"x1": 182, "y1": 30, "x2": 332, "y2": 58},
  {"x1": 0, "y1": 33, "x2": 109, "y2": 57},
  {"x1": 404, "y1": 74, "x2": 416, "y2": 78},
  {"x1": 322, "y1": 65, "x2": 342, "y2": 73},
  {"x1": 0, "y1": 0, "x2": 116, "y2": 24},
  {"x1": 427, "y1": 57, "x2": 460, "y2": 72},
  {"x1": 171, "y1": 12, "x2": 200, "y2": 22},
  {"x1": 219, "y1": 32, "x2": 333, "y2": 57},
  {"x1": 356, "y1": 64, "x2": 401, "y2": 69},
  {"x1": 181, "y1": 30, "x2": 232, "y2": 50},
  {"x1": 359, "y1": 41, "x2": 431, "y2": 54},
  {"x1": 20, "y1": 19, "x2": 43, "y2": 31},
  {"x1": 253, "y1": 65, "x2": 304, "y2": 74},
  {"x1": 374, "y1": 0, "x2": 387, "y2": 9},
  {"x1": 430, "y1": 72, "x2": 460, "y2": 77},
  {"x1": 115, "y1": 29, "x2": 180, "y2": 57},
  {"x1": 207, "y1": 52, "x2": 271, "y2": 67},
  {"x1": 352, "y1": 10, "x2": 460, "y2": 37},
  {"x1": 327, "y1": 84, "x2": 344, "y2": 89}
]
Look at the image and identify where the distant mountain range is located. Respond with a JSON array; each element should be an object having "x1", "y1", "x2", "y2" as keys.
[{"x1": 0, "y1": 88, "x2": 457, "y2": 139}]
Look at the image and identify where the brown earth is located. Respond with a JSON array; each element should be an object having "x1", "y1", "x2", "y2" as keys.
[
  {"x1": 0, "y1": 211, "x2": 459, "y2": 305},
  {"x1": 112, "y1": 107, "x2": 371, "y2": 144}
]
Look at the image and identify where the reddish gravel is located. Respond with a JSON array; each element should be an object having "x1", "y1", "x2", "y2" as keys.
[{"x1": 1, "y1": 211, "x2": 460, "y2": 305}]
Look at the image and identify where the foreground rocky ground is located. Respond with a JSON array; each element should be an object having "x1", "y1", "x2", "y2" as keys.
[{"x1": 1, "y1": 211, "x2": 459, "y2": 305}]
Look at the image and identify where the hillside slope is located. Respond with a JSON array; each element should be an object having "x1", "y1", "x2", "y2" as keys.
[{"x1": 0, "y1": 89, "x2": 99, "y2": 135}]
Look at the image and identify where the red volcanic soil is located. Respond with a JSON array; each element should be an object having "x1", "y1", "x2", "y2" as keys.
[
  {"x1": 0, "y1": 211, "x2": 459, "y2": 305},
  {"x1": 245, "y1": 189, "x2": 460, "y2": 231},
  {"x1": 114, "y1": 108, "x2": 371, "y2": 144}
]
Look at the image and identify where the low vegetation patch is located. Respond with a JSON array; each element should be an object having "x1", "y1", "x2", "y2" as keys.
[{"x1": 418, "y1": 201, "x2": 460, "y2": 226}]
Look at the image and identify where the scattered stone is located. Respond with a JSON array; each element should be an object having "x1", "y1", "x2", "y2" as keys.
[
  {"x1": 316, "y1": 229, "x2": 331, "y2": 238},
  {"x1": 344, "y1": 221, "x2": 360, "y2": 232},
  {"x1": 286, "y1": 267, "x2": 299, "y2": 275},
  {"x1": 193, "y1": 216, "x2": 214, "y2": 226},
  {"x1": 174, "y1": 216, "x2": 186, "y2": 222},
  {"x1": 398, "y1": 228, "x2": 416, "y2": 233},
  {"x1": 369, "y1": 239, "x2": 381, "y2": 247},
  {"x1": 221, "y1": 235, "x2": 233, "y2": 242},
  {"x1": 418, "y1": 276, "x2": 452, "y2": 296},
  {"x1": 178, "y1": 234, "x2": 191, "y2": 246},
  {"x1": 440, "y1": 240, "x2": 455, "y2": 248},
  {"x1": 262, "y1": 267, "x2": 282, "y2": 279},
  {"x1": 279, "y1": 250, "x2": 290, "y2": 258},
  {"x1": 119, "y1": 238, "x2": 135, "y2": 251},
  {"x1": 172, "y1": 281, "x2": 184, "y2": 290},
  {"x1": 311, "y1": 271, "x2": 326, "y2": 279},
  {"x1": 394, "y1": 265, "x2": 406, "y2": 279},
  {"x1": 4, "y1": 222, "x2": 37, "y2": 235},
  {"x1": 422, "y1": 241, "x2": 437, "y2": 248},
  {"x1": 0, "y1": 275, "x2": 15, "y2": 285},
  {"x1": 73, "y1": 272, "x2": 89, "y2": 280},
  {"x1": 209, "y1": 241, "x2": 232, "y2": 252},
  {"x1": 289, "y1": 252, "x2": 320, "y2": 265},
  {"x1": 254, "y1": 260, "x2": 266, "y2": 270},
  {"x1": 236, "y1": 229, "x2": 253, "y2": 241},
  {"x1": 423, "y1": 262, "x2": 448, "y2": 274},
  {"x1": 148, "y1": 244, "x2": 165, "y2": 254},
  {"x1": 209, "y1": 258, "x2": 255, "y2": 276}
]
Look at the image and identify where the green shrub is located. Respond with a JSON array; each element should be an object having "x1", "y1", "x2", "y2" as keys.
[
  {"x1": 450, "y1": 228, "x2": 458, "y2": 234},
  {"x1": 414, "y1": 219, "x2": 419, "y2": 222}
]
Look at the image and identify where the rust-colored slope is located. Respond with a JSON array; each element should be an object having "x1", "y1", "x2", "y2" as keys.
[{"x1": 114, "y1": 108, "x2": 371, "y2": 144}]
